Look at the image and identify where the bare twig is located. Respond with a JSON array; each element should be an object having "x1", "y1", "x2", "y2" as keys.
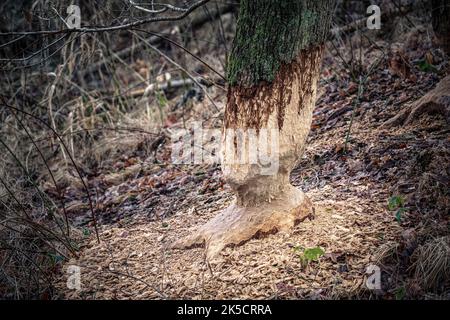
[{"x1": 0, "y1": 0, "x2": 211, "y2": 36}]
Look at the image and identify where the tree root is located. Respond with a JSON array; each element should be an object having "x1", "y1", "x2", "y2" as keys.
[
  {"x1": 382, "y1": 75, "x2": 450, "y2": 127},
  {"x1": 172, "y1": 186, "x2": 315, "y2": 260}
]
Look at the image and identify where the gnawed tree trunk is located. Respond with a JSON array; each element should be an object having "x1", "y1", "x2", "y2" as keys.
[
  {"x1": 432, "y1": 0, "x2": 450, "y2": 55},
  {"x1": 174, "y1": 0, "x2": 334, "y2": 259}
]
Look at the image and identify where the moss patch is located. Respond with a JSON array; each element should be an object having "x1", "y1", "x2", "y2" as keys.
[{"x1": 226, "y1": 0, "x2": 334, "y2": 87}]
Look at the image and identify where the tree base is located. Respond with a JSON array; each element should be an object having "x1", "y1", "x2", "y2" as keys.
[{"x1": 172, "y1": 186, "x2": 314, "y2": 259}]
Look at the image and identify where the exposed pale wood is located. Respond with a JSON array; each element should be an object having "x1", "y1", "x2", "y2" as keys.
[
  {"x1": 174, "y1": 46, "x2": 325, "y2": 259},
  {"x1": 173, "y1": 186, "x2": 315, "y2": 260}
]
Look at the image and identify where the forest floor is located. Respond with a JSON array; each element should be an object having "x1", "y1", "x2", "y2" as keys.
[{"x1": 52, "y1": 22, "x2": 449, "y2": 300}]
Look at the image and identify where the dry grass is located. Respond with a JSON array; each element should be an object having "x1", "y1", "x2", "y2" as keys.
[
  {"x1": 411, "y1": 236, "x2": 450, "y2": 292},
  {"x1": 0, "y1": 0, "x2": 233, "y2": 299}
]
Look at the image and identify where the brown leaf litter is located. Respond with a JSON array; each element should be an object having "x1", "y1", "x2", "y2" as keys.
[{"x1": 54, "y1": 25, "x2": 449, "y2": 300}]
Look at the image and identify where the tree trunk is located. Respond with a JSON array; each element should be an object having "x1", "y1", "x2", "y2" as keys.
[
  {"x1": 431, "y1": 0, "x2": 450, "y2": 55},
  {"x1": 174, "y1": 0, "x2": 334, "y2": 259}
]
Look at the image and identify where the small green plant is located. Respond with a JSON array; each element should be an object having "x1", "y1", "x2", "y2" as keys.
[
  {"x1": 127, "y1": 194, "x2": 138, "y2": 202},
  {"x1": 395, "y1": 286, "x2": 406, "y2": 300},
  {"x1": 417, "y1": 59, "x2": 438, "y2": 73},
  {"x1": 294, "y1": 246, "x2": 325, "y2": 267},
  {"x1": 48, "y1": 253, "x2": 65, "y2": 266},
  {"x1": 82, "y1": 227, "x2": 91, "y2": 237},
  {"x1": 155, "y1": 90, "x2": 168, "y2": 124},
  {"x1": 156, "y1": 90, "x2": 168, "y2": 107},
  {"x1": 388, "y1": 195, "x2": 406, "y2": 222}
]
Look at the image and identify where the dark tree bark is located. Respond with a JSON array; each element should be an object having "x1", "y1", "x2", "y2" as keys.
[{"x1": 227, "y1": 0, "x2": 334, "y2": 87}]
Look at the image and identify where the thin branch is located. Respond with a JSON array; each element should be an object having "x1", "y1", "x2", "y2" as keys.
[
  {"x1": 0, "y1": 0, "x2": 211, "y2": 36},
  {"x1": 129, "y1": 1, "x2": 188, "y2": 14},
  {"x1": 0, "y1": 100, "x2": 100, "y2": 243},
  {"x1": 132, "y1": 28, "x2": 225, "y2": 81},
  {"x1": 132, "y1": 31, "x2": 220, "y2": 113}
]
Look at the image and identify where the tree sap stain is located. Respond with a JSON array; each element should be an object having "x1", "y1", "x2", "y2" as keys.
[{"x1": 224, "y1": 45, "x2": 324, "y2": 131}]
